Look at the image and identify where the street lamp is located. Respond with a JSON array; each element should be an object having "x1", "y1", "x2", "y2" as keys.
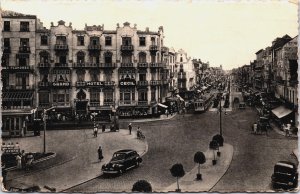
[
  {"x1": 43, "y1": 107, "x2": 55, "y2": 153},
  {"x1": 217, "y1": 92, "x2": 228, "y2": 137}
]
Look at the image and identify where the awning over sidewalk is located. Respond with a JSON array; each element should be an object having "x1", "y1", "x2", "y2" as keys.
[
  {"x1": 176, "y1": 94, "x2": 184, "y2": 102},
  {"x1": 158, "y1": 103, "x2": 168, "y2": 109},
  {"x1": 271, "y1": 106, "x2": 293, "y2": 119},
  {"x1": 2, "y1": 91, "x2": 33, "y2": 101}
]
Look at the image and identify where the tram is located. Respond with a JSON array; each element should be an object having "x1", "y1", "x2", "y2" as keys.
[{"x1": 194, "y1": 93, "x2": 215, "y2": 112}]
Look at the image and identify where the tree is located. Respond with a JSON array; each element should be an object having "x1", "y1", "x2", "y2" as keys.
[
  {"x1": 193, "y1": 152, "x2": 206, "y2": 180},
  {"x1": 132, "y1": 180, "x2": 152, "y2": 192},
  {"x1": 170, "y1": 163, "x2": 185, "y2": 192},
  {"x1": 212, "y1": 134, "x2": 224, "y2": 147}
]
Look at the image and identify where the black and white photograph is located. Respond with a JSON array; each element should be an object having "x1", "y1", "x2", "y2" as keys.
[{"x1": 0, "y1": 0, "x2": 298, "y2": 192}]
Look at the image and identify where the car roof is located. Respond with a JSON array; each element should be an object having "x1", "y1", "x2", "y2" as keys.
[
  {"x1": 275, "y1": 161, "x2": 296, "y2": 168},
  {"x1": 114, "y1": 149, "x2": 136, "y2": 154}
]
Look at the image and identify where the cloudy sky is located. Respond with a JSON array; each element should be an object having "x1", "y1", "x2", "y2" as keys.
[{"x1": 1, "y1": 0, "x2": 298, "y2": 70}]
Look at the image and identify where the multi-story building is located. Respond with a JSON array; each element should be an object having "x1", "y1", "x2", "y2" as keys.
[
  {"x1": 1, "y1": 11, "x2": 37, "y2": 137},
  {"x1": 254, "y1": 49, "x2": 264, "y2": 90},
  {"x1": 168, "y1": 47, "x2": 177, "y2": 93},
  {"x1": 1, "y1": 11, "x2": 174, "y2": 136}
]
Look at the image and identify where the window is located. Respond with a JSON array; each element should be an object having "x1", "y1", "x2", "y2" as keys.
[
  {"x1": 4, "y1": 38, "x2": 10, "y2": 47},
  {"x1": 151, "y1": 37, "x2": 155, "y2": 45},
  {"x1": 139, "y1": 37, "x2": 146, "y2": 46},
  {"x1": 53, "y1": 90, "x2": 69, "y2": 104},
  {"x1": 77, "y1": 51, "x2": 85, "y2": 63},
  {"x1": 53, "y1": 70, "x2": 70, "y2": 82},
  {"x1": 39, "y1": 51, "x2": 49, "y2": 63},
  {"x1": 139, "y1": 73, "x2": 146, "y2": 81},
  {"x1": 77, "y1": 36, "x2": 84, "y2": 46},
  {"x1": 4, "y1": 21, "x2": 10, "y2": 31},
  {"x1": 90, "y1": 37, "x2": 99, "y2": 45},
  {"x1": 77, "y1": 72, "x2": 85, "y2": 82},
  {"x1": 122, "y1": 54, "x2": 132, "y2": 63},
  {"x1": 41, "y1": 35, "x2": 48, "y2": 45},
  {"x1": 20, "y1": 38, "x2": 29, "y2": 47},
  {"x1": 90, "y1": 90, "x2": 100, "y2": 102},
  {"x1": 104, "y1": 52, "x2": 112, "y2": 64},
  {"x1": 18, "y1": 54, "x2": 29, "y2": 66},
  {"x1": 180, "y1": 57, "x2": 183, "y2": 62},
  {"x1": 105, "y1": 36, "x2": 112, "y2": 46},
  {"x1": 138, "y1": 90, "x2": 147, "y2": 101},
  {"x1": 122, "y1": 37, "x2": 131, "y2": 45},
  {"x1": 16, "y1": 73, "x2": 29, "y2": 89},
  {"x1": 91, "y1": 73, "x2": 98, "y2": 81},
  {"x1": 151, "y1": 55, "x2": 156, "y2": 63},
  {"x1": 151, "y1": 88, "x2": 156, "y2": 101},
  {"x1": 105, "y1": 71, "x2": 112, "y2": 82},
  {"x1": 20, "y1": 22, "x2": 29, "y2": 32},
  {"x1": 59, "y1": 55, "x2": 67, "y2": 64},
  {"x1": 56, "y1": 36, "x2": 66, "y2": 45},
  {"x1": 139, "y1": 52, "x2": 146, "y2": 63},
  {"x1": 1, "y1": 54, "x2": 9, "y2": 67},
  {"x1": 104, "y1": 92, "x2": 113, "y2": 102},
  {"x1": 39, "y1": 92, "x2": 50, "y2": 104},
  {"x1": 90, "y1": 56, "x2": 100, "y2": 64}
]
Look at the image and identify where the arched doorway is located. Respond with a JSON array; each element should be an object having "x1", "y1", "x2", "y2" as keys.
[{"x1": 76, "y1": 89, "x2": 88, "y2": 115}]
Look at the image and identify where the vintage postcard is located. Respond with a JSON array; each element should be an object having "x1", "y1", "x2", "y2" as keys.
[{"x1": 0, "y1": 0, "x2": 298, "y2": 193}]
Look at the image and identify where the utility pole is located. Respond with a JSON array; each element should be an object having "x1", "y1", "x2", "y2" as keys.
[{"x1": 43, "y1": 107, "x2": 55, "y2": 153}]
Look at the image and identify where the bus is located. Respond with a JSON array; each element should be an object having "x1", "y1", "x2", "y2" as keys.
[{"x1": 194, "y1": 93, "x2": 215, "y2": 112}]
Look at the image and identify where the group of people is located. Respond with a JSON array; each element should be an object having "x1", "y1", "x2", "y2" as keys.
[
  {"x1": 93, "y1": 124, "x2": 109, "y2": 137},
  {"x1": 282, "y1": 121, "x2": 292, "y2": 137},
  {"x1": 16, "y1": 150, "x2": 34, "y2": 171},
  {"x1": 128, "y1": 123, "x2": 145, "y2": 139}
]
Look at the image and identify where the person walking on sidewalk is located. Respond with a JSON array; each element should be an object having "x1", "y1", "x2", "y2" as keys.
[
  {"x1": 128, "y1": 123, "x2": 132, "y2": 135},
  {"x1": 16, "y1": 153, "x2": 22, "y2": 169},
  {"x1": 21, "y1": 150, "x2": 26, "y2": 170},
  {"x1": 93, "y1": 124, "x2": 98, "y2": 137},
  {"x1": 98, "y1": 146, "x2": 103, "y2": 162},
  {"x1": 102, "y1": 124, "x2": 106, "y2": 133}
]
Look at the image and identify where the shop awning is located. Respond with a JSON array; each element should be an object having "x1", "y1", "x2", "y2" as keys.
[
  {"x1": 2, "y1": 92, "x2": 33, "y2": 101},
  {"x1": 271, "y1": 106, "x2": 293, "y2": 119},
  {"x1": 176, "y1": 94, "x2": 184, "y2": 102},
  {"x1": 158, "y1": 103, "x2": 168, "y2": 109}
]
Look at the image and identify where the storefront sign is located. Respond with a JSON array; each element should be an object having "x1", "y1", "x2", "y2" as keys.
[
  {"x1": 119, "y1": 81, "x2": 136, "y2": 86},
  {"x1": 6, "y1": 66, "x2": 31, "y2": 70},
  {"x1": 86, "y1": 81, "x2": 105, "y2": 86},
  {"x1": 52, "y1": 82, "x2": 70, "y2": 87}
]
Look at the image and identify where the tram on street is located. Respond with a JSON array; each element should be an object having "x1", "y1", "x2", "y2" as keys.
[{"x1": 194, "y1": 93, "x2": 215, "y2": 112}]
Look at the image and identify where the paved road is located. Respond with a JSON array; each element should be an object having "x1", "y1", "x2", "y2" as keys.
[{"x1": 67, "y1": 82, "x2": 297, "y2": 192}]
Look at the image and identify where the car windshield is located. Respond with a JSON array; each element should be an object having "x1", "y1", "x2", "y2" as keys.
[
  {"x1": 111, "y1": 153, "x2": 126, "y2": 161},
  {"x1": 274, "y1": 165, "x2": 294, "y2": 174}
]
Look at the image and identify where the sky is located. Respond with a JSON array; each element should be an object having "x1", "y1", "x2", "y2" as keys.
[{"x1": 1, "y1": 0, "x2": 298, "y2": 70}]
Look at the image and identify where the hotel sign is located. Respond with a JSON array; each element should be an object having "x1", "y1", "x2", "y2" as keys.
[
  {"x1": 119, "y1": 81, "x2": 136, "y2": 86},
  {"x1": 86, "y1": 81, "x2": 105, "y2": 86},
  {"x1": 52, "y1": 82, "x2": 70, "y2": 87}
]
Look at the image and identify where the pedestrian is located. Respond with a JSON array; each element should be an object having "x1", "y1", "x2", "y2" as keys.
[
  {"x1": 253, "y1": 123, "x2": 257, "y2": 134},
  {"x1": 102, "y1": 124, "x2": 106, "y2": 133},
  {"x1": 16, "y1": 153, "x2": 22, "y2": 169},
  {"x1": 165, "y1": 109, "x2": 169, "y2": 117},
  {"x1": 128, "y1": 123, "x2": 132, "y2": 135},
  {"x1": 286, "y1": 122, "x2": 291, "y2": 137},
  {"x1": 21, "y1": 150, "x2": 26, "y2": 169},
  {"x1": 98, "y1": 146, "x2": 103, "y2": 162},
  {"x1": 93, "y1": 124, "x2": 98, "y2": 137},
  {"x1": 25, "y1": 152, "x2": 34, "y2": 171}
]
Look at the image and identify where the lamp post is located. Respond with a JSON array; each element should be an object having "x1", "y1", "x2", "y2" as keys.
[{"x1": 43, "y1": 107, "x2": 55, "y2": 153}]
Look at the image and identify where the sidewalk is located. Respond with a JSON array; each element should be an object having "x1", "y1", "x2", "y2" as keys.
[
  {"x1": 123, "y1": 113, "x2": 177, "y2": 123},
  {"x1": 5, "y1": 129, "x2": 148, "y2": 192},
  {"x1": 163, "y1": 144, "x2": 233, "y2": 192}
]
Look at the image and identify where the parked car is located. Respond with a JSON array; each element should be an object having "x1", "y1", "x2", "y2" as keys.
[
  {"x1": 271, "y1": 161, "x2": 298, "y2": 190},
  {"x1": 102, "y1": 149, "x2": 142, "y2": 175}
]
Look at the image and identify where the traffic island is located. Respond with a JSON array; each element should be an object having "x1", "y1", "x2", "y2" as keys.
[{"x1": 163, "y1": 143, "x2": 233, "y2": 192}]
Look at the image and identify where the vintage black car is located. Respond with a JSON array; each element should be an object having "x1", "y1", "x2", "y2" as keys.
[
  {"x1": 271, "y1": 161, "x2": 298, "y2": 190},
  {"x1": 102, "y1": 149, "x2": 142, "y2": 175}
]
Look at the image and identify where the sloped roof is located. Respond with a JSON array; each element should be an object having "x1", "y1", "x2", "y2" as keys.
[{"x1": 1, "y1": 10, "x2": 36, "y2": 18}]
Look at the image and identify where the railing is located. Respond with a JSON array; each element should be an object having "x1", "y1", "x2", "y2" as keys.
[
  {"x1": 137, "y1": 81, "x2": 148, "y2": 86},
  {"x1": 89, "y1": 102, "x2": 100, "y2": 107},
  {"x1": 3, "y1": 105, "x2": 32, "y2": 110},
  {"x1": 121, "y1": 45, "x2": 134, "y2": 51},
  {"x1": 103, "y1": 101, "x2": 114, "y2": 106},
  {"x1": 15, "y1": 85, "x2": 33, "y2": 90},
  {"x1": 149, "y1": 63, "x2": 164, "y2": 68},
  {"x1": 73, "y1": 63, "x2": 85, "y2": 68},
  {"x1": 54, "y1": 44, "x2": 68, "y2": 50},
  {"x1": 99, "y1": 63, "x2": 117, "y2": 68},
  {"x1": 149, "y1": 45, "x2": 158, "y2": 51},
  {"x1": 19, "y1": 46, "x2": 30, "y2": 53},
  {"x1": 137, "y1": 101, "x2": 148, "y2": 106},
  {"x1": 137, "y1": 63, "x2": 148, "y2": 68},
  {"x1": 86, "y1": 63, "x2": 100, "y2": 68},
  {"x1": 120, "y1": 63, "x2": 134, "y2": 67},
  {"x1": 54, "y1": 63, "x2": 69, "y2": 68},
  {"x1": 2, "y1": 65, "x2": 33, "y2": 71},
  {"x1": 88, "y1": 44, "x2": 101, "y2": 50},
  {"x1": 39, "y1": 103, "x2": 51, "y2": 109},
  {"x1": 38, "y1": 62, "x2": 51, "y2": 68},
  {"x1": 150, "y1": 80, "x2": 161, "y2": 85},
  {"x1": 119, "y1": 100, "x2": 137, "y2": 106},
  {"x1": 38, "y1": 82, "x2": 50, "y2": 87}
]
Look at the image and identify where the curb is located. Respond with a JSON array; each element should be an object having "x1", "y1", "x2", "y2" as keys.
[{"x1": 129, "y1": 113, "x2": 177, "y2": 123}]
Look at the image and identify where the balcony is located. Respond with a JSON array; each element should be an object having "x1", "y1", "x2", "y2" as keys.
[
  {"x1": 54, "y1": 44, "x2": 68, "y2": 51},
  {"x1": 103, "y1": 101, "x2": 114, "y2": 106},
  {"x1": 54, "y1": 63, "x2": 70, "y2": 68},
  {"x1": 3, "y1": 46, "x2": 11, "y2": 53},
  {"x1": 76, "y1": 81, "x2": 86, "y2": 87},
  {"x1": 149, "y1": 45, "x2": 158, "y2": 52},
  {"x1": 137, "y1": 63, "x2": 148, "y2": 68},
  {"x1": 178, "y1": 73, "x2": 186, "y2": 80},
  {"x1": 120, "y1": 63, "x2": 134, "y2": 68},
  {"x1": 19, "y1": 46, "x2": 30, "y2": 53},
  {"x1": 88, "y1": 44, "x2": 101, "y2": 51},
  {"x1": 86, "y1": 63, "x2": 100, "y2": 68},
  {"x1": 149, "y1": 63, "x2": 164, "y2": 68},
  {"x1": 150, "y1": 80, "x2": 161, "y2": 86},
  {"x1": 38, "y1": 62, "x2": 51, "y2": 68},
  {"x1": 89, "y1": 102, "x2": 100, "y2": 107},
  {"x1": 73, "y1": 63, "x2": 86, "y2": 68},
  {"x1": 38, "y1": 81, "x2": 50, "y2": 88},
  {"x1": 119, "y1": 100, "x2": 137, "y2": 106},
  {"x1": 121, "y1": 45, "x2": 134, "y2": 52},
  {"x1": 137, "y1": 101, "x2": 148, "y2": 106},
  {"x1": 137, "y1": 81, "x2": 148, "y2": 87},
  {"x1": 99, "y1": 63, "x2": 116, "y2": 68},
  {"x1": 161, "y1": 46, "x2": 169, "y2": 53}
]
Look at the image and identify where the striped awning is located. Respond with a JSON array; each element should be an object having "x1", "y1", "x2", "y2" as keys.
[{"x1": 2, "y1": 92, "x2": 33, "y2": 101}]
